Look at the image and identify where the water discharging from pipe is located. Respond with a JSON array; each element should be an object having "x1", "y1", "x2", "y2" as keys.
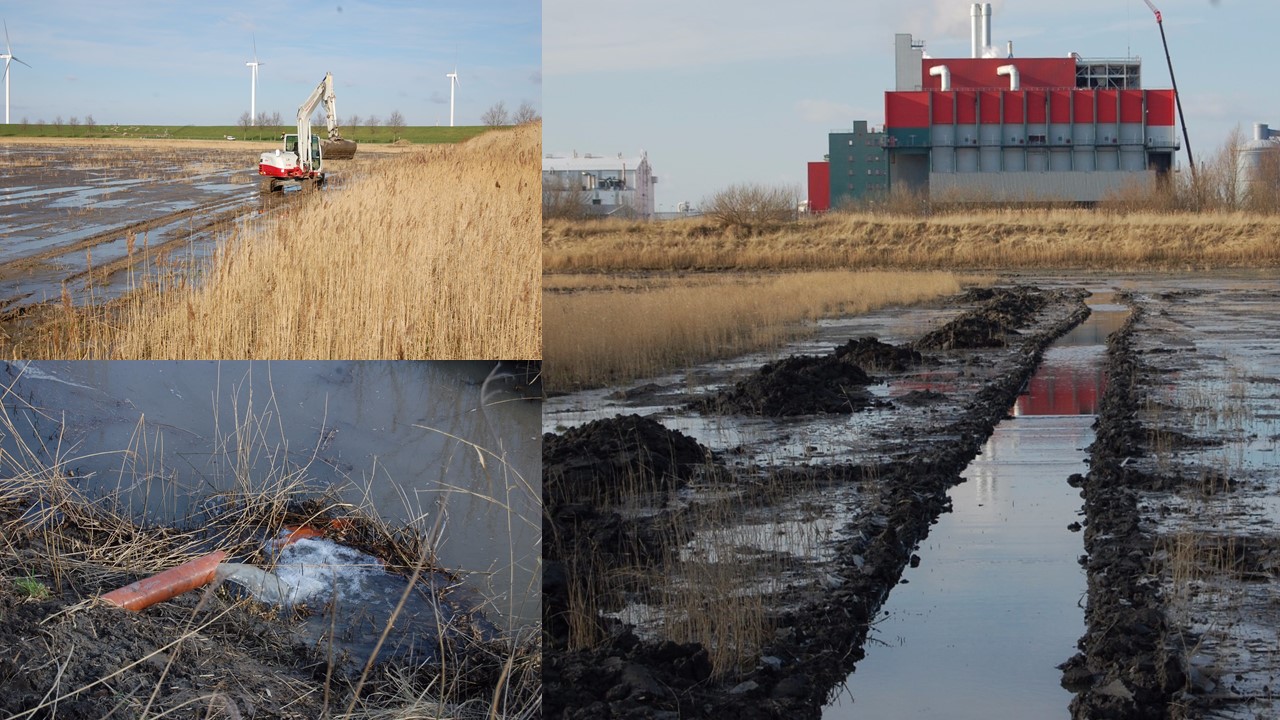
[{"x1": 824, "y1": 293, "x2": 1127, "y2": 718}]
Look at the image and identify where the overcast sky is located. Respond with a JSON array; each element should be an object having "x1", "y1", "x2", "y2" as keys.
[
  {"x1": 545, "y1": 0, "x2": 1266, "y2": 211},
  {"x1": 0, "y1": 0, "x2": 540, "y2": 127}
]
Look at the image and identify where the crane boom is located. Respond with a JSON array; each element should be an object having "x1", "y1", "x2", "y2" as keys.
[{"x1": 1141, "y1": 1, "x2": 1194, "y2": 177}]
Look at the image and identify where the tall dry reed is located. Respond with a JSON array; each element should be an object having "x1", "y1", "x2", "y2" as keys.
[
  {"x1": 544, "y1": 208, "x2": 1280, "y2": 273},
  {"x1": 545, "y1": 270, "x2": 970, "y2": 389}
]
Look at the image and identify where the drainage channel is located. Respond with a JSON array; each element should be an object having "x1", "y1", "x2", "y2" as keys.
[{"x1": 824, "y1": 292, "x2": 1128, "y2": 718}]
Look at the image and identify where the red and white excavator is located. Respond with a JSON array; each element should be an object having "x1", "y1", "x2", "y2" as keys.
[{"x1": 257, "y1": 72, "x2": 358, "y2": 192}]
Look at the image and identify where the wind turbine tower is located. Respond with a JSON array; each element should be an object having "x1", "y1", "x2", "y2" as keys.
[
  {"x1": 446, "y1": 67, "x2": 460, "y2": 127},
  {"x1": 1, "y1": 21, "x2": 32, "y2": 125},
  {"x1": 246, "y1": 35, "x2": 263, "y2": 124}
]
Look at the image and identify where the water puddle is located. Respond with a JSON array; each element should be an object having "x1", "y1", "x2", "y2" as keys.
[{"x1": 825, "y1": 293, "x2": 1126, "y2": 718}]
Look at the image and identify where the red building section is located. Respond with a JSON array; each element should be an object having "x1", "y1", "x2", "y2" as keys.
[
  {"x1": 885, "y1": 87, "x2": 1176, "y2": 131},
  {"x1": 807, "y1": 161, "x2": 830, "y2": 213},
  {"x1": 884, "y1": 56, "x2": 1176, "y2": 133},
  {"x1": 923, "y1": 57, "x2": 1076, "y2": 91}
]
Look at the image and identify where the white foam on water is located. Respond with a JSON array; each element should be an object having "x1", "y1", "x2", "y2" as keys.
[
  {"x1": 218, "y1": 537, "x2": 384, "y2": 606},
  {"x1": 273, "y1": 537, "x2": 383, "y2": 605}
]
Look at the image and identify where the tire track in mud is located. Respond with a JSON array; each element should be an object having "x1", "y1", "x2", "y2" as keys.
[
  {"x1": 0, "y1": 196, "x2": 252, "y2": 320},
  {"x1": 544, "y1": 287, "x2": 1095, "y2": 719}
]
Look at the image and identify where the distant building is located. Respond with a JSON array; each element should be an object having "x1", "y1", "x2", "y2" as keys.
[
  {"x1": 828, "y1": 121, "x2": 889, "y2": 208},
  {"x1": 807, "y1": 3, "x2": 1180, "y2": 207},
  {"x1": 542, "y1": 152, "x2": 657, "y2": 219}
]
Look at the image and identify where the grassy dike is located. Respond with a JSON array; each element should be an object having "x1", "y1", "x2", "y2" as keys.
[{"x1": 0, "y1": 123, "x2": 500, "y2": 144}]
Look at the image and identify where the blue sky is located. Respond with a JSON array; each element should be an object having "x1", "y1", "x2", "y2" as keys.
[
  {"x1": 545, "y1": 0, "x2": 1264, "y2": 211},
  {"x1": 1, "y1": 0, "x2": 540, "y2": 127}
]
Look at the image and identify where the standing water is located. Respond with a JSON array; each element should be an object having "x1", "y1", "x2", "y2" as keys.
[{"x1": 824, "y1": 293, "x2": 1127, "y2": 718}]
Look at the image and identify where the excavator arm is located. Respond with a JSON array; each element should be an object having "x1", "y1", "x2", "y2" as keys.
[{"x1": 296, "y1": 73, "x2": 357, "y2": 166}]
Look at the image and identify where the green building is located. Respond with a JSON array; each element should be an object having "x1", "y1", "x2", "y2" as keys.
[{"x1": 828, "y1": 120, "x2": 890, "y2": 209}]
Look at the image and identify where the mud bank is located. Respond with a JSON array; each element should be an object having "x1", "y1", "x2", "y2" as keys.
[
  {"x1": 0, "y1": 501, "x2": 537, "y2": 719},
  {"x1": 1065, "y1": 280, "x2": 1280, "y2": 719},
  {"x1": 1059, "y1": 302, "x2": 1186, "y2": 718},
  {"x1": 544, "y1": 286, "x2": 1091, "y2": 719}
]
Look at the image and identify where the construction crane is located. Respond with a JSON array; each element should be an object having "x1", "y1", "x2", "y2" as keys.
[
  {"x1": 257, "y1": 72, "x2": 357, "y2": 193},
  {"x1": 1142, "y1": 0, "x2": 1195, "y2": 177}
]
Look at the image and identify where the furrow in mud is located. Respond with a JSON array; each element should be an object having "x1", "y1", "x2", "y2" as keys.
[{"x1": 544, "y1": 285, "x2": 1094, "y2": 719}]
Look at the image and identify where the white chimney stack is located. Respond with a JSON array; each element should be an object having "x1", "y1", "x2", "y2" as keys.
[
  {"x1": 982, "y1": 3, "x2": 993, "y2": 55},
  {"x1": 971, "y1": 4, "x2": 982, "y2": 59}
]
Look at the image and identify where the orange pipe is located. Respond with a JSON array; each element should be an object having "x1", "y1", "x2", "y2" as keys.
[
  {"x1": 101, "y1": 550, "x2": 227, "y2": 611},
  {"x1": 280, "y1": 525, "x2": 325, "y2": 545}
]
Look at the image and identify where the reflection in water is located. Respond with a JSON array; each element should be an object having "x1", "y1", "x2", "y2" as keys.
[
  {"x1": 0, "y1": 361, "x2": 541, "y2": 629},
  {"x1": 827, "y1": 295, "x2": 1123, "y2": 718}
]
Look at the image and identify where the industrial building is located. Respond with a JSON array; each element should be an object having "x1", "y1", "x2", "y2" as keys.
[
  {"x1": 808, "y1": 3, "x2": 1180, "y2": 209},
  {"x1": 542, "y1": 152, "x2": 657, "y2": 219}
]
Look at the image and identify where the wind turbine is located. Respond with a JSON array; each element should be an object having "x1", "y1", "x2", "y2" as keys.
[
  {"x1": 446, "y1": 67, "x2": 460, "y2": 127},
  {"x1": 1, "y1": 21, "x2": 32, "y2": 125},
  {"x1": 245, "y1": 35, "x2": 263, "y2": 124}
]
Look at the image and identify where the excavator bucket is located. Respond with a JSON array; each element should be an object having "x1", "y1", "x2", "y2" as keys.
[{"x1": 322, "y1": 138, "x2": 358, "y2": 160}]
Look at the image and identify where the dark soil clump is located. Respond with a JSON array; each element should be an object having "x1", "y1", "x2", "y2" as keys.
[
  {"x1": 833, "y1": 337, "x2": 927, "y2": 372},
  {"x1": 543, "y1": 414, "x2": 714, "y2": 506},
  {"x1": 700, "y1": 353, "x2": 880, "y2": 417},
  {"x1": 915, "y1": 286, "x2": 1050, "y2": 350}
]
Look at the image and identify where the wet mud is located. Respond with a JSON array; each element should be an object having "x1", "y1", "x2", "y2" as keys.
[
  {"x1": 1064, "y1": 280, "x2": 1280, "y2": 720},
  {"x1": 544, "y1": 285, "x2": 1092, "y2": 719},
  {"x1": 0, "y1": 501, "x2": 529, "y2": 719}
]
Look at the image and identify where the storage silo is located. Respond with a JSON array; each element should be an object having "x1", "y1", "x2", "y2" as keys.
[{"x1": 1237, "y1": 123, "x2": 1280, "y2": 203}]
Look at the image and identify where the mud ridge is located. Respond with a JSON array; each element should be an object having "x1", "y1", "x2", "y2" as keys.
[
  {"x1": 544, "y1": 286, "x2": 1092, "y2": 719},
  {"x1": 1058, "y1": 300, "x2": 1186, "y2": 719}
]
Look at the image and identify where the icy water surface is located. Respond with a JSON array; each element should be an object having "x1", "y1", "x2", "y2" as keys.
[
  {"x1": 1, "y1": 361, "x2": 541, "y2": 629},
  {"x1": 825, "y1": 294, "x2": 1125, "y2": 718}
]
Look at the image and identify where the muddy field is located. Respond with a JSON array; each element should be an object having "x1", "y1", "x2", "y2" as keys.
[
  {"x1": 543, "y1": 274, "x2": 1280, "y2": 719},
  {"x1": 0, "y1": 142, "x2": 355, "y2": 328}
]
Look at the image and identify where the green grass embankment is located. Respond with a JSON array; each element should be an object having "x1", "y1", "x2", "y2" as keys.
[{"x1": 0, "y1": 123, "x2": 497, "y2": 144}]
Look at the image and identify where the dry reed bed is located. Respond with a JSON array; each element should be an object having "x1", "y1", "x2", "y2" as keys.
[
  {"x1": 544, "y1": 270, "x2": 970, "y2": 390},
  {"x1": 36, "y1": 124, "x2": 541, "y2": 359},
  {"x1": 544, "y1": 210, "x2": 1280, "y2": 272}
]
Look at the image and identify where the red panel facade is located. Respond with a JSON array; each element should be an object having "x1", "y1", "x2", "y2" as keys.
[
  {"x1": 1049, "y1": 90, "x2": 1072, "y2": 124},
  {"x1": 1026, "y1": 90, "x2": 1047, "y2": 123},
  {"x1": 922, "y1": 57, "x2": 1076, "y2": 90},
  {"x1": 1072, "y1": 90, "x2": 1095, "y2": 124},
  {"x1": 979, "y1": 90, "x2": 1002, "y2": 124},
  {"x1": 807, "y1": 162, "x2": 830, "y2": 214},
  {"x1": 931, "y1": 92, "x2": 954, "y2": 124},
  {"x1": 956, "y1": 91, "x2": 978, "y2": 124},
  {"x1": 1096, "y1": 90, "x2": 1119, "y2": 123},
  {"x1": 1119, "y1": 90, "x2": 1144, "y2": 124},
  {"x1": 885, "y1": 91, "x2": 931, "y2": 128},
  {"x1": 1145, "y1": 89, "x2": 1176, "y2": 126},
  {"x1": 1003, "y1": 91, "x2": 1025, "y2": 124}
]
